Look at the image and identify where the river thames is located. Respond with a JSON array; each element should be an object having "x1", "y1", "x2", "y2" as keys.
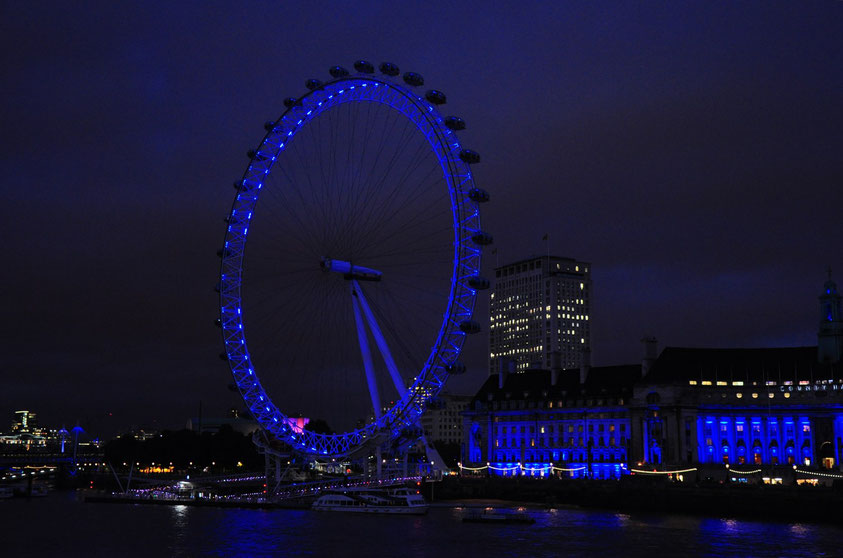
[{"x1": 2, "y1": 492, "x2": 841, "y2": 557}]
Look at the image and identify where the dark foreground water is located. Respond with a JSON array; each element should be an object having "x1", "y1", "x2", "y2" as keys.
[{"x1": 2, "y1": 492, "x2": 842, "y2": 557}]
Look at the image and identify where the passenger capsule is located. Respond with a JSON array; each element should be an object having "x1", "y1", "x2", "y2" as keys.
[
  {"x1": 468, "y1": 188, "x2": 490, "y2": 203},
  {"x1": 354, "y1": 60, "x2": 375, "y2": 73},
  {"x1": 219, "y1": 352, "x2": 229, "y2": 361},
  {"x1": 402, "y1": 72, "x2": 424, "y2": 86},
  {"x1": 305, "y1": 78, "x2": 323, "y2": 90},
  {"x1": 283, "y1": 97, "x2": 298, "y2": 108},
  {"x1": 227, "y1": 382, "x2": 238, "y2": 392},
  {"x1": 467, "y1": 275, "x2": 490, "y2": 290},
  {"x1": 329, "y1": 65, "x2": 349, "y2": 78},
  {"x1": 379, "y1": 62, "x2": 400, "y2": 76},
  {"x1": 264, "y1": 120, "x2": 276, "y2": 131},
  {"x1": 459, "y1": 320, "x2": 482, "y2": 334},
  {"x1": 445, "y1": 116, "x2": 465, "y2": 130},
  {"x1": 446, "y1": 362, "x2": 467, "y2": 375},
  {"x1": 425, "y1": 90, "x2": 446, "y2": 105},
  {"x1": 459, "y1": 149, "x2": 480, "y2": 164},
  {"x1": 247, "y1": 149, "x2": 268, "y2": 161},
  {"x1": 471, "y1": 231, "x2": 494, "y2": 246},
  {"x1": 214, "y1": 318, "x2": 222, "y2": 327}
]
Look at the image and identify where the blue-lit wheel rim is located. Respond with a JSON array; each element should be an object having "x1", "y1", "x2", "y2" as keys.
[{"x1": 219, "y1": 72, "x2": 482, "y2": 457}]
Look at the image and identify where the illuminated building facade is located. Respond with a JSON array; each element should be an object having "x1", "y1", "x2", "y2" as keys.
[
  {"x1": 489, "y1": 256, "x2": 591, "y2": 375},
  {"x1": 631, "y1": 277, "x2": 843, "y2": 470},
  {"x1": 420, "y1": 392, "x2": 471, "y2": 445},
  {"x1": 633, "y1": 348, "x2": 843, "y2": 469},
  {"x1": 463, "y1": 362, "x2": 637, "y2": 479},
  {"x1": 11, "y1": 410, "x2": 37, "y2": 433},
  {"x1": 464, "y1": 275, "x2": 843, "y2": 482},
  {"x1": 0, "y1": 410, "x2": 68, "y2": 452}
]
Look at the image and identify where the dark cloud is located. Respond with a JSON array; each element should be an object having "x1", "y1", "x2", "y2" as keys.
[{"x1": 2, "y1": 2, "x2": 841, "y2": 435}]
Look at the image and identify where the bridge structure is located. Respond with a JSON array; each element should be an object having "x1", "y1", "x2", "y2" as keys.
[
  {"x1": 0, "y1": 452, "x2": 106, "y2": 489},
  {"x1": 0, "y1": 452, "x2": 102, "y2": 467},
  {"x1": 0, "y1": 451, "x2": 104, "y2": 482}
]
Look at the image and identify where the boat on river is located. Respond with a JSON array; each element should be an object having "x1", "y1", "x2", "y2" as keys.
[
  {"x1": 312, "y1": 486, "x2": 428, "y2": 515},
  {"x1": 13, "y1": 482, "x2": 48, "y2": 497},
  {"x1": 462, "y1": 510, "x2": 535, "y2": 524}
]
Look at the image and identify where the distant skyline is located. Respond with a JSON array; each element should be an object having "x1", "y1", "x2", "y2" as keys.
[{"x1": 2, "y1": 2, "x2": 842, "y2": 436}]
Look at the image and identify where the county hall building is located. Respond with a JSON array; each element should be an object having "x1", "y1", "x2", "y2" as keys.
[{"x1": 462, "y1": 271, "x2": 843, "y2": 482}]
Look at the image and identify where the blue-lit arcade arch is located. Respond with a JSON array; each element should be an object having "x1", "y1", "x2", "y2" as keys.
[{"x1": 218, "y1": 62, "x2": 489, "y2": 457}]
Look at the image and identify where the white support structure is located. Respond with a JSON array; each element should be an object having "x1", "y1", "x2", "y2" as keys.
[
  {"x1": 352, "y1": 279, "x2": 408, "y2": 399},
  {"x1": 421, "y1": 434, "x2": 450, "y2": 474},
  {"x1": 351, "y1": 285, "x2": 382, "y2": 419},
  {"x1": 252, "y1": 430, "x2": 297, "y2": 498},
  {"x1": 324, "y1": 259, "x2": 407, "y2": 422}
]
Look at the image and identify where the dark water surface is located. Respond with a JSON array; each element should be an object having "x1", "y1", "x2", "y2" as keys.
[{"x1": 2, "y1": 492, "x2": 840, "y2": 557}]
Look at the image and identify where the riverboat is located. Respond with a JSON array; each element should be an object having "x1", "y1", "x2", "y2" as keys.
[
  {"x1": 312, "y1": 486, "x2": 428, "y2": 515},
  {"x1": 462, "y1": 510, "x2": 535, "y2": 524},
  {"x1": 13, "y1": 482, "x2": 48, "y2": 497}
]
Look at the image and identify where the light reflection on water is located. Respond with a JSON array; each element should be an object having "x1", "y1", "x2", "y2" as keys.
[{"x1": 2, "y1": 493, "x2": 842, "y2": 557}]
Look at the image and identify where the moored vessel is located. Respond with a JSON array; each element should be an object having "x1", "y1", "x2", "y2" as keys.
[
  {"x1": 462, "y1": 509, "x2": 535, "y2": 524},
  {"x1": 312, "y1": 486, "x2": 428, "y2": 515}
]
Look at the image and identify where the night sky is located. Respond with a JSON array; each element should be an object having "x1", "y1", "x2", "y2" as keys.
[{"x1": 2, "y1": 2, "x2": 842, "y2": 437}]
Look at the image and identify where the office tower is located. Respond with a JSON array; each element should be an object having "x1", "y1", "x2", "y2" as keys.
[{"x1": 489, "y1": 256, "x2": 591, "y2": 375}]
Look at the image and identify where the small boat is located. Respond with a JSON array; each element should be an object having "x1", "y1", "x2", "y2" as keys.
[
  {"x1": 312, "y1": 486, "x2": 428, "y2": 515},
  {"x1": 463, "y1": 510, "x2": 535, "y2": 524},
  {"x1": 12, "y1": 482, "x2": 48, "y2": 497}
]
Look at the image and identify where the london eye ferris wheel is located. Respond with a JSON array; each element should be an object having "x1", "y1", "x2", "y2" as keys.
[{"x1": 217, "y1": 60, "x2": 491, "y2": 458}]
